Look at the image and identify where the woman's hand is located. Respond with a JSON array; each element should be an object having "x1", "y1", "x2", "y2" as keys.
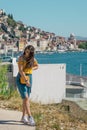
[
  {"x1": 33, "y1": 64, "x2": 38, "y2": 70},
  {"x1": 26, "y1": 80, "x2": 31, "y2": 87}
]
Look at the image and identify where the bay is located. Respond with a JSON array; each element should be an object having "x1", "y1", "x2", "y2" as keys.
[{"x1": 35, "y1": 51, "x2": 87, "y2": 76}]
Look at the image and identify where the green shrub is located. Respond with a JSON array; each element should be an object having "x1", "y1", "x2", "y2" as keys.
[
  {"x1": 0, "y1": 64, "x2": 15, "y2": 99},
  {"x1": 0, "y1": 64, "x2": 8, "y2": 94}
]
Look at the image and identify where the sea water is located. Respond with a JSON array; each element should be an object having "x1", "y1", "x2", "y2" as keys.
[{"x1": 35, "y1": 51, "x2": 87, "y2": 76}]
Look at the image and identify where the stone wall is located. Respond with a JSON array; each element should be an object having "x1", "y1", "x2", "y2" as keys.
[
  {"x1": 61, "y1": 100, "x2": 87, "y2": 122},
  {"x1": 7, "y1": 72, "x2": 16, "y2": 89}
]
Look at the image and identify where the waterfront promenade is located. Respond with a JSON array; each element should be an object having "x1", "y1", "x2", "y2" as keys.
[{"x1": 0, "y1": 108, "x2": 35, "y2": 130}]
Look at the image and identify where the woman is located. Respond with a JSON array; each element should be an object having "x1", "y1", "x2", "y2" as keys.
[{"x1": 16, "y1": 45, "x2": 38, "y2": 126}]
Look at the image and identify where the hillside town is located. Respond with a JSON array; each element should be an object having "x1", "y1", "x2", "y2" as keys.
[{"x1": 0, "y1": 9, "x2": 87, "y2": 55}]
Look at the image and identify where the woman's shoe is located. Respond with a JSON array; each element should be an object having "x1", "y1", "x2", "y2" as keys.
[
  {"x1": 28, "y1": 116, "x2": 36, "y2": 126},
  {"x1": 21, "y1": 116, "x2": 29, "y2": 124}
]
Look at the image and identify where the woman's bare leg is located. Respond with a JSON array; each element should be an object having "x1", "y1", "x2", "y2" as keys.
[
  {"x1": 22, "y1": 100, "x2": 26, "y2": 117},
  {"x1": 23, "y1": 95, "x2": 31, "y2": 116}
]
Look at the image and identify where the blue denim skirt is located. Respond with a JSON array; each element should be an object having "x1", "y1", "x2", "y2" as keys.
[{"x1": 16, "y1": 73, "x2": 32, "y2": 99}]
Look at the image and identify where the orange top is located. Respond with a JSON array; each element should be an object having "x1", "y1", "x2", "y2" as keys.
[{"x1": 18, "y1": 56, "x2": 38, "y2": 74}]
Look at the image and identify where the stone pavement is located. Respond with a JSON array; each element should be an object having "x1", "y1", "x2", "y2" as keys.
[{"x1": 0, "y1": 108, "x2": 36, "y2": 130}]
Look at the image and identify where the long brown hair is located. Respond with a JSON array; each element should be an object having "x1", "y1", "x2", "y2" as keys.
[{"x1": 23, "y1": 45, "x2": 35, "y2": 68}]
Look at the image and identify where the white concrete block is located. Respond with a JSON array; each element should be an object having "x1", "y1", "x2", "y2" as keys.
[{"x1": 12, "y1": 61, "x2": 66, "y2": 104}]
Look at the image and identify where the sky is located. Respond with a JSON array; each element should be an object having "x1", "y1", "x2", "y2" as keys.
[{"x1": 0, "y1": 0, "x2": 87, "y2": 37}]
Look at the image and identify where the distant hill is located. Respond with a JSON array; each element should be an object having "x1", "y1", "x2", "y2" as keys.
[{"x1": 76, "y1": 36, "x2": 87, "y2": 41}]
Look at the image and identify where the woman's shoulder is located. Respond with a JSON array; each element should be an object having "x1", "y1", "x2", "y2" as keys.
[{"x1": 18, "y1": 55, "x2": 24, "y2": 62}]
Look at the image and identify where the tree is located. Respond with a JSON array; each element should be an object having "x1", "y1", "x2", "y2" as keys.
[
  {"x1": 8, "y1": 14, "x2": 13, "y2": 19},
  {"x1": 7, "y1": 17, "x2": 17, "y2": 28},
  {"x1": 18, "y1": 25, "x2": 26, "y2": 32},
  {"x1": 0, "y1": 28, "x2": 2, "y2": 32},
  {"x1": 78, "y1": 42, "x2": 87, "y2": 49}
]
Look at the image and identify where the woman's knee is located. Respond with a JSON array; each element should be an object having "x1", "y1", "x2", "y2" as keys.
[{"x1": 24, "y1": 93, "x2": 29, "y2": 101}]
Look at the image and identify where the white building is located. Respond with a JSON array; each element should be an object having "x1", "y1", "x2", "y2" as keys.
[
  {"x1": 40, "y1": 40, "x2": 48, "y2": 51},
  {"x1": 27, "y1": 39, "x2": 48, "y2": 52},
  {"x1": 0, "y1": 9, "x2": 4, "y2": 15},
  {"x1": 68, "y1": 33, "x2": 77, "y2": 49}
]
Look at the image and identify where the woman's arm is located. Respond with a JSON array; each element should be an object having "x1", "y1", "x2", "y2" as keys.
[
  {"x1": 32, "y1": 65, "x2": 38, "y2": 70},
  {"x1": 18, "y1": 57, "x2": 30, "y2": 86},
  {"x1": 32, "y1": 59, "x2": 38, "y2": 70},
  {"x1": 18, "y1": 63, "x2": 26, "y2": 80}
]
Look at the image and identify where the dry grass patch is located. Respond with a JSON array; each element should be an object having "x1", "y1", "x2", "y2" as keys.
[{"x1": 0, "y1": 91, "x2": 87, "y2": 130}]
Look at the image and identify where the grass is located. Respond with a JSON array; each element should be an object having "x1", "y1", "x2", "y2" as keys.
[{"x1": 0, "y1": 90, "x2": 87, "y2": 130}]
